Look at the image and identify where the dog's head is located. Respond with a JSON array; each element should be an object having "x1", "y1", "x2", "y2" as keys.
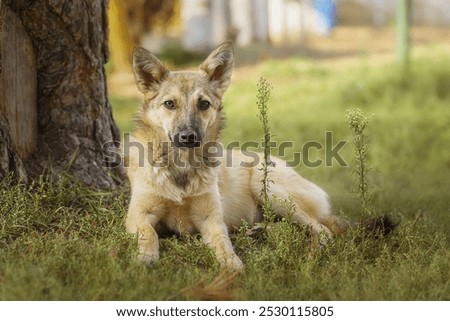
[{"x1": 132, "y1": 43, "x2": 233, "y2": 148}]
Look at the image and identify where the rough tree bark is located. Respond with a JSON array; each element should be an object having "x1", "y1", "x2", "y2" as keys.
[
  {"x1": 1, "y1": 0, "x2": 122, "y2": 189},
  {"x1": 0, "y1": 112, "x2": 27, "y2": 180}
]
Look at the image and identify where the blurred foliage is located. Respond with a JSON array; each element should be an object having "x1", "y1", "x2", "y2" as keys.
[
  {"x1": 158, "y1": 43, "x2": 205, "y2": 67},
  {"x1": 108, "y1": 0, "x2": 181, "y2": 72},
  {"x1": 120, "y1": 0, "x2": 179, "y2": 43},
  {"x1": 109, "y1": 96, "x2": 140, "y2": 134}
]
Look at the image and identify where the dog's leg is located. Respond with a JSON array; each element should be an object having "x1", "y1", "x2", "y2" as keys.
[
  {"x1": 126, "y1": 191, "x2": 163, "y2": 267},
  {"x1": 256, "y1": 183, "x2": 333, "y2": 236},
  {"x1": 191, "y1": 193, "x2": 243, "y2": 271},
  {"x1": 250, "y1": 166, "x2": 339, "y2": 241}
]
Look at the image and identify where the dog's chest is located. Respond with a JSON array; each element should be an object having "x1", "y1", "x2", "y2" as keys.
[
  {"x1": 160, "y1": 204, "x2": 197, "y2": 235},
  {"x1": 148, "y1": 164, "x2": 217, "y2": 203}
]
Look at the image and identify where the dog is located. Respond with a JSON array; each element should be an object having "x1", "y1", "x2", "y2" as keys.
[{"x1": 124, "y1": 42, "x2": 393, "y2": 270}]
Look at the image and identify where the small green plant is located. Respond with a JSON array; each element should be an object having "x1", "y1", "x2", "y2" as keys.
[
  {"x1": 256, "y1": 77, "x2": 276, "y2": 224},
  {"x1": 345, "y1": 108, "x2": 374, "y2": 217},
  {"x1": 255, "y1": 79, "x2": 299, "y2": 229}
]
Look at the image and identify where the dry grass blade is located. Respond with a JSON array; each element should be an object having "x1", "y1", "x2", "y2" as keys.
[{"x1": 170, "y1": 270, "x2": 243, "y2": 301}]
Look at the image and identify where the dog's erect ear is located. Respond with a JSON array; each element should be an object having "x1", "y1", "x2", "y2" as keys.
[
  {"x1": 132, "y1": 47, "x2": 169, "y2": 94},
  {"x1": 199, "y1": 42, "x2": 234, "y2": 95}
]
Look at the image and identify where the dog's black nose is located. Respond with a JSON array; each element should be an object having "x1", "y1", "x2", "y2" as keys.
[{"x1": 174, "y1": 130, "x2": 200, "y2": 148}]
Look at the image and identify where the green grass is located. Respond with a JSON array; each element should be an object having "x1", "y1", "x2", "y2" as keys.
[
  {"x1": 1, "y1": 48, "x2": 449, "y2": 300},
  {"x1": 109, "y1": 96, "x2": 140, "y2": 134}
]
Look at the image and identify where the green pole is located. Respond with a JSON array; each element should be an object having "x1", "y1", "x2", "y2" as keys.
[{"x1": 396, "y1": 0, "x2": 411, "y2": 68}]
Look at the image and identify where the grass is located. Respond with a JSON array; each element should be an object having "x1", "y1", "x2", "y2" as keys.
[
  {"x1": 109, "y1": 96, "x2": 139, "y2": 134},
  {"x1": 1, "y1": 47, "x2": 449, "y2": 300}
]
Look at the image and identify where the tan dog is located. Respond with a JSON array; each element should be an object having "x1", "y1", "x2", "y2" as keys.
[{"x1": 124, "y1": 43, "x2": 388, "y2": 270}]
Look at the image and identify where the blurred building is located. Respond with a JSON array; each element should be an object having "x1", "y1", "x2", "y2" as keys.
[
  {"x1": 338, "y1": 0, "x2": 450, "y2": 26},
  {"x1": 180, "y1": 0, "x2": 338, "y2": 49},
  {"x1": 121, "y1": 0, "x2": 450, "y2": 50}
]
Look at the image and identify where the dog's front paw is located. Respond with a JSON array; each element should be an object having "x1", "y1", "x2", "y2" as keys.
[{"x1": 137, "y1": 250, "x2": 160, "y2": 267}]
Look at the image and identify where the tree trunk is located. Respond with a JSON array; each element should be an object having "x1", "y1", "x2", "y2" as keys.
[
  {"x1": 252, "y1": 0, "x2": 269, "y2": 43},
  {"x1": 268, "y1": 0, "x2": 286, "y2": 45},
  {"x1": 396, "y1": 0, "x2": 411, "y2": 70},
  {"x1": 230, "y1": 0, "x2": 254, "y2": 46},
  {"x1": 210, "y1": 0, "x2": 231, "y2": 47},
  {"x1": 181, "y1": 0, "x2": 212, "y2": 50},
  {"x1": 1, "y1": 0, "x2": 123, "y2": 189},
  {"x1": 0, "y1": 112, "x2": 27, "y2": 181}
]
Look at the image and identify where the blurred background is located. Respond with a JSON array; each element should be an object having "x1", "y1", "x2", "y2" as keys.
[
  {"x1": 108, "y1": 0, "x2": 449, "y2": 69},
  {"x1": 108, "y1": 0, "x2": 450, "y2": 100}
]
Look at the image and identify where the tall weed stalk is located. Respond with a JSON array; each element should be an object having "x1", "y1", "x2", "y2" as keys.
[
  {"x1": 256, "y1": 77, "x2": 276, "y2": 223},
  {"x1": 345, "y1": 108, "x2": 374, "y2": 217}
]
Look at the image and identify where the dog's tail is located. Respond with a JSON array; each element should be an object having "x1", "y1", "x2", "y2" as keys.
[
  {"x1": 328, "y1": 215, "x2": 398, "y2": 237},
  {"x1": 358, "y1": 215, "x2": 398, "y2": 237}
]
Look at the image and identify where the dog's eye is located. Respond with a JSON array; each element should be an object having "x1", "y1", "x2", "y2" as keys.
[
  {"x1": 163, "y1": 100, "x2": 175, "y2": 109},
  {"x1": 198, "y1": 100, "x2": 211, "y2": 111}
]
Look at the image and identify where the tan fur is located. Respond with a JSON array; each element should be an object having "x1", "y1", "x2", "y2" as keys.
[{"x1": 125, "y1": 43, "x2": 349, "y2": 270}]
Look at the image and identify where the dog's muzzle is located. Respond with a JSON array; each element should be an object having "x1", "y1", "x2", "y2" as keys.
[{"x1": 173, "y1": 130, "x2": 200, "y2": 148}]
